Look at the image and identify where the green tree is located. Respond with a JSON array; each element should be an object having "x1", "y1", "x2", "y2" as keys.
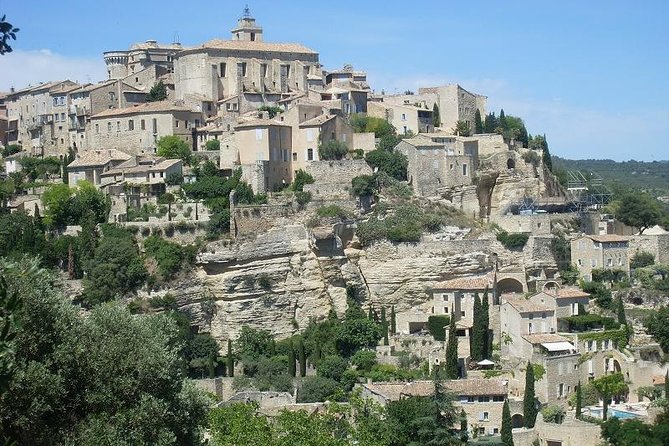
[
  {"x1": 474, "y1": 109, "x2": 484, "y2": 134},
  {"x1": 471, "y1": 292, "x2": 484, "y2": 361},
  {"x1": 484, "y1": 112, "x2": 498, "y2": 133},
  {"x1": 616, "y1": 296, "x2": 627, "y2": 326},
  {"x1": 593, "y1": 373, "x2": 628, "y2": 421},
  {"x1": 297, "y1": 338, "x2": 306, "y2": 377},
  {"x1": 205, "y1": 139, "x2": 221, "y2": 151},
  {"x1": 460, "y1": 408, "x2": 468, "y2": 442},
  {"x1": 297, "y1": 376, "x2": 340, "y2": 403},
  {"x1": 146, "y1": 80, "x2": 168, "y2": 102},
  {"x1": 236, "y1": 326, "x2": 275, "y2": 360},
  {"x1": 665, "y1": 370, "x2": 668, "y2": 399},
  {"x1": 432, "y1": 103, "x2": 440, "y2": 128},
  {"x1": 390, "y1": 305, "x2": 396, "y2": 335},
  {"x1": 444, "y1": 315, "x2": 458, "y2": 379},
  {"x1": 630, "y1": 251, "x2": 655, "y2": 269},
  {"x1": 156, "y1": 135, "x2": 192, "y2": 164},
  {"x1": 452, "y1": 120, "x2": 471, "y2": 137},
  {"x1": 481, "y1": 289, "x2": 491, "y2": 358},
  {"x1": 523, "y1": 361, "x2": 538, "y2": 428},
  {"x1": 227, "y1": 340, "x2": 234, "y2": 377},
  {"x1": 287, "y1": 342, "x2": 296, "y2": 377},
  {"x1": 365, "y1": 150, "x2": 408, "y2": 181},
  {"x1": 380, "y1": 307, "x2": 389, "y2": 346},
  {"x1": 209, "y1": 403, "x2": 273, "y2": 446},
  {"x1": 292, "y1": 169, "x2": 314, "y2": 192},
  {"x1": 616, "y1": 193, "x2": 662, "y2": 234},
  {"x1": 501, "y1": 399, "x2": 514, "y2": 446},
  {"x1": 318, "y1": 140, "x2": 348, "y2": 160},
  {"x1": 645, "y1": 305, "x2": 669, "y2": 353},
  {"x1": 575, "y1": 381, "x2": 582, "y2": 419},
  {"x1": 1, "y1": 143, "x2": 21, "y2": 158},
  {"x1": 601, "y1": 417, "x2": 664, "y2": 446}
]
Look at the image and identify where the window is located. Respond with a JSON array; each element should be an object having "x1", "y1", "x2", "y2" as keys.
[
  {"x1": 528, "y1": 322, "x2": 533, "y2": 334},
  {"x1": 493, "y1": 395, "x2": 504, "y2": 402},
  {"x1": 116, "y1": 121, "x2": 120, "y2": 131},
  {"x1": 107, "y1": 122, "x2": 112, "y2": 132},
  {"x1": 577, "y1": 259, "x2": 583, "y2": 267},
  {"x1": 238, "y1": 62, "x2": 247, "y2": 77},
  {"x1": 95, "y1": 124, "x2": 99, "y2": 134},
  {"x1": 444, "y1": 295, "x2": 449, "y2": 302},
  {"x1": 255, "y1": 129, "x2": 263, "y2": 140},
  {"x1": 591, "y1": 259, "x2": 597, "y2": 267},
  {"x1": 461, "y1": 311, "x2": 465, "y2": 317},
  {"x1": 444, "y1": 307, "x2": 449, "y2": 314},
  {"x1": 152, "y1": 119, "x2": 157, "y2": 134},
  {"x1": 292, "y1": 152, "x2": 297, "y2": 161},
  {"x1": 401, "y1": 113, "x2": 406, "y2": 121},
  {"x1": 128, "y1": 120, "x2": 134, "y2": 131},
  {"x1": 607, "y1": 258, "x2": 613, "y2": 267},
  {"x1": 141, "y1": 119, "x2": 145, "y2": 130},
  {"x1": 61, "y1": 113, "x2": 65, "y2": 121},
  {"x1": 175, "y1": 120, "x2": 179, "y2": 128},
  {"x1": 467, "y1": 396, "x2": 475, "y2": 403},
  {"x1": 307, "y1": 148, "x2": 314, "y2": 161},
  {"x1": 261, "y1": 63, "x2": 268, "y2": 77},
  {"x1": 109, "y1": 92, "x2": 115, "y2": 101},
  {"x1": 219, "y1": 62, "x2": 227, "y2": 77},
  {"x1": 529, "y1": 313, "x2": 534, "y2": 320},
  {"x1": 618, "y1": 257, "x2": 624, "y2": 266},
  {"x1": 478, "y1": 427, "x2": 485, "y2": 436},
  {"x1": 558, "y1": 383, "x2": 565, "y2": 397},
  {"x1": 493, "y1": 428, "x2": 499, "y2": 434},
  {"x1": 462, "y1": 163, "x2": 468, "y2": 176},
  {"x1": 306, "y1": 129, "x2": 314, "y2": 142},
  {"x1": 478, "y1": 396, "x2": 490, "y2": 403}
]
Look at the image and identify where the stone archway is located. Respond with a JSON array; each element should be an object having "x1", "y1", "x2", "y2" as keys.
[
  {"x1": 511, "y1": 413, "x2": 524, "y2": 428},
  {"x1": 543, "y1": 281, "x2": 560, "y2": 292},
  {"x1": 497, "y1": 278, "x2": 524, "y2": 294},
  {"x1": 612, "y1": 359, "x2": 621, "y2": 373},
  {"x1": 507, "y1": 158, "x2": 516, "y2": 169}
]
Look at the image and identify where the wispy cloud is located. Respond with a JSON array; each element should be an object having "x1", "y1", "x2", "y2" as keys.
[{"x1": 0, "y1": 49, "x2": 107, "y2": 91}]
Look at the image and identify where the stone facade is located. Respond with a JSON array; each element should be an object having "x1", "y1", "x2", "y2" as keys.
[
  {"x1": 304, "y1": 159, "x2": 372, "y2": 200},
  {"x1": 571, "y1": 234, "x2": 630, "y2": 281},
  {"x1": 417, "y1": 84, "x2": 487, "y2": 133},
  {"x1": 629, "y1": 231, "x2": 669, "y2": 265},
  {"x1": 103, "y1": 40, "x2": 183, "y2": 81},
  {"x1": 367, "y1": 101, "x2": 433, "y2": 135}
]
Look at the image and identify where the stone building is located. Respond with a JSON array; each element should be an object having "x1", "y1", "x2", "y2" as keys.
[
  {"x1": 395, "y1": 135, "x2": 478, "y2": 197},
  {"x1": 501, "y1": 294, "x2": 559, "y2": 359},
  {"x1": 67, "y1": 149, "x2": 132, "y2": 186},
  {"x1": 529, "y1": 288, "x2": 590, "y2": 320},
  {"x1": 367, "y1": 100, "x2": 433, "y2": 135},
  {"x1": 5, "y1": 80, "x2": 79, "y2": 156},
  {"x1": 629, "y1": 226, "x2": 669, "y2": 265},
  {"x1": 88, "y1": 101, "x2": 203, "y2": 156},
  {"x1": 99, "y1": 155, "x2": 182, "y2": 197},
  {"x1": 173, "y1": 8, "x2": 322, "y2": 115},
  {"x1": 418, "y1": 84, "x2": 487, "y2": 133},
  {"x1": 104, "y1": 40, "x2": 183, "y2": 81},
  {"x1": 358, "y1": 379, "x2": 507, "y2": 437},
  {"x1": 570, "y1": 234, "x2": 630, "y2": 281}
]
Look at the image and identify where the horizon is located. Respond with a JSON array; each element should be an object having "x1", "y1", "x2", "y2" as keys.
[{"x1": 1, "y1": 0, "x2": 667, "y2": 162}]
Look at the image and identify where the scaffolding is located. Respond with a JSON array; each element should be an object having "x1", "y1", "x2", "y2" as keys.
[{"x1": 566, "y1": 171, "x2": 612, "y2": 212}]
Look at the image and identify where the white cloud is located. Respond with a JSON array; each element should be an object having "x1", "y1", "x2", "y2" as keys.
[{"x1": 0, "y1": 49, "x2": 107, "y2": 91}]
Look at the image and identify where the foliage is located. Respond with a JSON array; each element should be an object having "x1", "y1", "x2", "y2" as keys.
[
  {"x1": 335, "y1": 315, "x2": 382, "y2": 357},
  {"x1": 524, "y1": 361, "x2": 538, "y2": 428},
  {"x1": 432, "y1": 103, "x2": 440, "y2": 128},
  {"x1": 645, "y1": 305, "x2": 669, "y2": 353},
  {"x1": 1, "y1": 143, "x2": 21, "y2": 158},
  {"x1": 294, "y1": 190, "x2": 311, "y2": 206},
  {"x1": 258, "y1": 105, "x2": 283, "y2": 119},
  {"x1": 637, "y1": 386, "x2": 663, "y2": 402},
  {"x1": 593, "y1": 373, "x2": 628, "y2": 421},
  {"x1": 42, "y1": 181, "x2": 109, "y2": 229},
  {"x1": 83, "y1": 229, "x2": 147, "y2": 305},
  {"x1": 522, "y1": 151, "x2": 541, "y2": 167},
  {"x1": 319, "y1": 140, "x2": 349, "y2": 160},
  {"x1": 444, "y1": 315, "x2": 458, "y2": 379},
  {"x1": 349, "y1": 114, "x2": 396, "y2": 139},
  {"x1": 209, "y1": 403, "x2": 273, "y2": 446},
  {"x1": 452, "y1": 120, "x2": 471, "y2": 137},
  {"x1": 496, "y1": 230, "x2": 529, "y2": 250},
  {"x1": 351, "y1": 174, "x2": 376, "y2": 197},
  {"x1": 560, "y1": 313, "x2": 620, "y2": 332},
  {"x1": 616, "y1": 192, "x2": 662, "y2": 233},
  {"x1": 351, "y1": 350, "x2": 377, "y2": 372},
  {"x1": 631, "y1": 251, "x2": 655, "y2": 269},
  {"x1": 0, "y1": 261, "x2": 210, "y2": 444},
  {"x1": 541, "y1": 405, "x2": 565, "y2": 424},
  {"x1": 365, "y1": 150, "x2": 408, "y2": 181},
  {"x1": 297, "y1": 376, "x2": 340, "y2": 403},
  {"x1": 156, "y1": 135, "x2": 191, "y2": 165},
  {"x1": 317, "y1": 355, "x2": 348, "y2": 382},
  {"x1": 236, "y1": 326, "x2": 275, "y2": 360},
  {"x1": 146, "y1": 80, "x2": 168, "y2": 102},
  {"x1": 427, "y1": 315, "x2": 450, "y2": 341},
  {"x1": 205, "y1": 139, "x2": 221, "y2": 151},
  {"x1": 575, "y1": 382, "x2": 583, "y2": 418},
  {"x1": 292, "y1": 169, "x2": 314, "y2": 192},
  {"x1": 474, "y1": 109, "x2": 484, "y2": 134},
  {"x1": 578, "y1": 328, "x2": 629, "y2": 350},
  {"x1": 501, "y1": 400, "x2": 514, "y2": 446},
  {"x1": 569, "y1": 382, "x2": 600, "y2": 408},
  {"x1": 592, "y1": 268, "x2": 627, "y2": 284},
  {"x1": 581, "y1": 281, "x2": 613, "y2": 309},
  {"x1": 143, "y1": 235, "x2": 196, "y2": 277},
  {"x1": 316, "y1": 204, "x2": 351, "y2": 219},
  {"x1": 601, "y1": 417, "x2": 669, "y2": 446},
  {"x1": 13, "y1": 156, "x2": 61, "y2": 182}
]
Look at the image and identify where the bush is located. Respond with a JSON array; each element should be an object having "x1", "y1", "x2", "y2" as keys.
[
  {"x1": 427, "y1": 315, "x2": 450, "y2": 341},
  {"x1": 541, "y1": 405, "x2": 565, "y2": 424},
  {"x1": 316, "y1": 205, "x2": 350, "y2": 219},
  {"x1": 165, "y1": 172, "x2": 183, "y2": 186},
  {"x1": 292, "y1": 169, "x2": 314, "y2": 192},
  {"x1": 351, "y1": 175, "x2": 376, "y2": 197},
  {"x1": 257, "y1": 274, "x2": 272, "y2": 290},
  {"x1": 318, "y1": 140, "x2": 348, "y2": 160},
  {"x1": 522, "y1": 151, "x2": 540, "y2": 166},
  {"x1": 365, "y1": 150, "x2": 408, "y2": 181},
  {"x1": 298, "y1": 376, "x2": 340, "y2": 403},
  {"x1": 143, "y1": 235, "x2": 195, "y2": 277},
  {"x1": 205, "y1": 139, "x2": 221, "y2": 151},
  {"x1": 581, "y1": 281, "x2": 613, "y2": 309},
  {"x1": 317, "y1": 355, "x2": 348, "y2": 382},
  {"x1": 631, "y1": 251, "x2": 655, "y2": 269},
  {"x1": 560, "y1": 314, "x2": 619, "y2": 332},
  {"x1": 496, "y1": 230, "x2": 530, "y2": 250},
  {"x1": 294, "y1": 191, "x2": 312, "y2": 206},
  {"x1": 351, "y1": 350, "x2": 377, "y2": 372},
  {"x1": 2, "y1": 143, "x2": 21, "y2": 158}
]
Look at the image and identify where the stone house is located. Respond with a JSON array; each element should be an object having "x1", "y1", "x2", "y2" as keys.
[
  {"x1": 570, "y1": 234, "x2": 630, "y2": 281},
  {"x1": 99, "y1": 155, "x2": 182, "y2": 196},
  {"x1": 88, "y1": 102, "x2": 203, "y2": 156},
  {"x1": 4, "y1": 151, "x2": 26, "y2": 174},
  {"x1": 325, "y1": 64, "x2": 369, "y2": 90},
  {"x1": 367, "y1": 100, "x2": 433, "y2": 135},
  {"x1": 358, "y1": 379, "x2": 507, "y2": 437},
  {"x1": 529, "y1": 288, "x2": 590, "y2": 320},
  {"x1": 395, "y1": 135, "x2": 477, "y2": 197},
  {"x1": 233, "y1": 119, "x2": 292, "y2": 192},
  {"x1": 500, "y1": 294, "x2": 559, "y2": 359},
  {"x1": 417, "y1": 84, "x2": 486, "y2": 132},
  {"x1": 103, "y1": 39, "x2": 183, "y2": 81},
  {"x1": 309, "y1": 82, "x2": 368, "y2": 116},
  {"x1": 173, "y1": 9, "x2": 322, "y2": 115},
  {"x1": 629, "y1": 226, "x2": 669, "y2": 265},
  {"x1": 67, "y1": 149, "x2": 132, "y2": 186}
]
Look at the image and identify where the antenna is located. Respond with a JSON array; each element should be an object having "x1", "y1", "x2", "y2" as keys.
[
  {"x1": 173, "y1": 32, "x2": 180, "y2": 44},
  {"x1": 242, "y1": 4, "x2": 251, "y2": 19}
]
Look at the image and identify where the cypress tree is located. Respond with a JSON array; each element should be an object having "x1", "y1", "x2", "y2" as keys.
[
  {"x1": 482, "y1": 288, "x2": 491, "y2": 358},
  {"x1": 460, "y1": 408, "x2": 468, "y2": 442},
  {"x1": 288, "y1": 342, "x2": 296, "y2": 377},
  {"x1": 616, "y1": 296, "x2": 627, "y2": 326},
  {"x1": 368, "y1": 305, "x2": 374, "y2": 320},
  {"x1": 471, "y1": 293, "x2": 483, "y2": 361},
  {"x1": 484, "y1": 112, "x2": 498, "y2": 133},
  {"x1": 313, "y1": 342, "x2": 322, "y2": 365},
  {"x1": 501, "y1": 399, "x2": 514, "y2": 446},
  {"x1": 499, "y1": 109, "x2": 507, "y2": 130},
  {"x1": 432, "y1": 103, "x2": 441, "y2": 128},
  {"x1": 444, "y1": 315, "x2": 459, "y2": 379},
  {"x1": 298, "y1": 338, "x2": 306, "y2": 377},
  {"x1": 67, "y1": 243, "x2": 75, "y2": 280},
  {"x1": 665, "y1": 371, "x2": 668, "y2": 399},
  {"x1": 381, "y1": 307, "x2": 389, "y2": 346},
  {"x1": 541, "y1": 134, "x2": 553, "y2": 171},
  {"x1": 474, "y1": 109, "x2": 484, "y2": 134},
  {"x1": 575, "y1": 381, "x2": 582, "y2": 419},
  {"x1": 226, "y1": 340, "x2": 234, "y2": 377},
  {"x1": 523, "y1": 361, "x2": 537, "y2": 428},
  {"x1": 207, "y1": 355, "x2": 215, "y2": 378},
  {"x1": 33, "y1": 203, "x2": 43, "y2": 231},
  {"x1": 390, "y1": 305, "x2": 396, "y2": 335}
]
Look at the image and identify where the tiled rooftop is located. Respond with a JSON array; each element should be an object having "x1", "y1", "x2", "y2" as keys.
[
  {"x1": 67, "y1": 149, "x2": 131, "y2": 168},
  {"x1": 503, "y1": 294, "x2": 554, "y2": 313},
  {"x1": 362, "y1": 378, "x2": 507, "y2": 401},
  {"x1": 434, "y1": 273, "x2": 494, "y2": 291}
]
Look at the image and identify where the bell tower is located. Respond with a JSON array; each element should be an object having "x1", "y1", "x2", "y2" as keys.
[{"x1": 231, "y1": 5, "x2": 263, "y2": 42}]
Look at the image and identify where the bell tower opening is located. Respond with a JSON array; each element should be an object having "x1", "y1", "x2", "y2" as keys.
[{"x1": 231, "y1": 5, "x2": 264, "y2": 42}]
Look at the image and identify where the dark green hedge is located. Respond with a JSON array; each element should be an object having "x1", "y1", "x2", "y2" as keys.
[{"x1": 428, "y1": 315, "x2": 450, "y2": 341}]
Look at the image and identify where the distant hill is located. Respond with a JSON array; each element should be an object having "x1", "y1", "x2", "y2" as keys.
[{"x1": 553, "y1": 157, "x2": 669, "y2": 196}]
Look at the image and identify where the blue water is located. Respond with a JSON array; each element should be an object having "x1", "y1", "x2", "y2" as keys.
[{"x1": 588, "y1": 408, "x2": 640, "y2": 419}]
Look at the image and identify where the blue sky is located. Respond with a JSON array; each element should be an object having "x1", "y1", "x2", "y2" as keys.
[{"x1": 1, "y1": 0, "x2": 667, "y2": 161}]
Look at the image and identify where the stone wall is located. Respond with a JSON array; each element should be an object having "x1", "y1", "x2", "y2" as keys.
[
  {"x1": 304, "y1": 159, "x2": 372, "y2": 200},
  {"x1": 231, "y1": 202, "x2": 295, "y2": 240},
  {"x1": 352, "y1": 132, "x2": 376, "y2": 152},
  {"x1": 629, "y1": 233, "x2": 669, "y2": 264},
  {"x1": 124, "y1": 220, "x2": 209, "y2": 244},
  {"x1": 491, "y1": 214, "x2": 552, "y2": 235}
]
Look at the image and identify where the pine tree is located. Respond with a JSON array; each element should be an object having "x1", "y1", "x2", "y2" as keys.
[
  {"x1": 616, "y1": 296, "x2": 627, "y2": 326},
  {"x1": 474, "y1": 109, "x2": 484, "y2": 134},
  {"x1": 390, "y1": 305, "x2": 396, "y2": 334},
  {"x1": 432, "y1": 103, "x2": 441, "y2": 128},
  {"x1": 444, "y1": 315, "x2": 459, "y2": 379},
  {"x1": 471, "y1": 292, "x2": 483, "y2": 361},
  {"x1": 484, "y1": 112, "x2": 498, "y2": 133},
  {"x1": 523, "y1": 361, "x2": 537, "y2": 428},
  {"x1": 501, "y1": 399, "x2": 514, "y2": 446},
  {"x1": 297, "y1": 338, "x2": 306, "y2": 377},
  {"x1": 226, "y1": 340, "x2": 234, "y2": 377},
  {"x1": 381, "y1": 307, "x2": 389, "y2": 345},
  {"x1": 541, "y1": 134, "x2": 553, "y2": 171},
  {"x1": 146, "y1": 80, "x2": 168, "y2": 102},
  {"x1": 482, "y1": 288, "x2": 491, "y2": 358},
  {"x1": 288, "y1": 342, "x2": 296, "y2": 377},
  {"x1": 575, "y1": 381, "x2": 582, "y2": 419}
]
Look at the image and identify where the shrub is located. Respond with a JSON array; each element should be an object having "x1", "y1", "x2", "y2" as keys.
[
  {"x1": 294, "y1": 191, "x2": 312, "y2": 206},
  {"x1": 257, "y1": 274, "x2": 272, "y2": 290},
  {"x1": 522, "y1": 151, "x2": 541, "y2": 166},
  {"x1": 2, "y1": 143, "x2": 21, "y2": 158},
  {"x1": 541, "y1": 405, "x2": 565, "y2": 424},
  {"x1": 581, "y1": 281, "x2": 613, "y2": 309},
  {"x1": 365, "y1": 150, "x2": 408, "y2": 181},
  {"x1": 351, "y1": 175, "x2": 376, "y2": 197},
  {"x1": 292, "y1": 169, "x2": 314, "y2": 192},
  {"x1": 318, "y1": 140, "x2": 348, "y2": 160},
  {"x1": 496, "y1": 230, "x2": 530, "y2": 250},
  {"x1": 205, "y1": 139, "x2": 221, "y2": 151},
  {"x1": 351, "y1": 350, "x2": 377, "y2": 372},
  {"x1": 298, "y1": 376, "x2": 340, "y2": 403},
  {"x1": 317, "y1": 355, "x2": 348, "y2": 382},
  {"x1": 631, "y1": 251, "x2": 655, "y2": 269},
  {"x1": 427, "y1": 315, "x2": 450, "y2": 341},
  {"x1": 316, "y1": 205, "x2": 350, "y2": 219},
  {"x1": 560, "y1": 314, "x2": 619, "y2": 332}
]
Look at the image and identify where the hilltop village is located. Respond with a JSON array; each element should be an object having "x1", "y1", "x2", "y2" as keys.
[{"x1": 1, "y1": 8, "x2": 669, "y2": 446}]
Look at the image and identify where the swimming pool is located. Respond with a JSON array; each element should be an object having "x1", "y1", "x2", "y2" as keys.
[{"x1": 588, "y1": 408, "x2": 641, "y2": 419}]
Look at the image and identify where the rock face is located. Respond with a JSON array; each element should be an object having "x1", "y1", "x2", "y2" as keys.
[{"x1": 176, "y1": 223, "x2": 495, "y2": 344}]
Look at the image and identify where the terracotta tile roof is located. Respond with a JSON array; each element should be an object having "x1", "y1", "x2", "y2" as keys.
[
  {"x1": 585, "y1": 234, "x2": 629, "y2": 243},
  {"x1": 522, "y1": 333, "x2": 569, "y2": 344},
  {"x1": 101, "y1": 156, "x2": 181, "y2": 176},
  {"x1": 362, "y1": 379, "x2": 507, "y2": 402},
  {"x1": 434, "y1": 273, "x2": 494, "y2": 291},
  {"x1": 555, "y1": 288, "x2": 590, "y2": 299},
  {"x1": 400, "y1": 136, "x2": 445, "y2": 148},
  {"x1": 503, "y1": 294, "x2": 554, "y2": 313},
  {"x1": 90, "y1": 101, "x2": 193, "y2": 118},
  {"x1": 199, "y1": 38, "x2": 317, "y2": 54},
  {"x1": 299, "y1": 114, "x2": 335, "y2": 127},
  {"x1": 67, "y1": 149, "x2": 131, "y2": 169},
  {"x1": 234, "y1": 118, "x2": 289, "y2": 129}
]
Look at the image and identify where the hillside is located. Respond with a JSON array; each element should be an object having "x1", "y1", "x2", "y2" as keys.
[{"x1": 553, "y1": 157, "x2": 669, "y2": 196}]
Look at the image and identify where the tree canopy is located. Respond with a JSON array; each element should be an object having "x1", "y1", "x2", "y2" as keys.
[
  {"x1": 156, "y1": 135, "x2": 192, "y2": 165},
  {"x1": 616, "y1": 192, "x2": 662, "y2": 234},
  {"x1": 146, "y1": 80, "x2": 168, "y2": 102}
]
